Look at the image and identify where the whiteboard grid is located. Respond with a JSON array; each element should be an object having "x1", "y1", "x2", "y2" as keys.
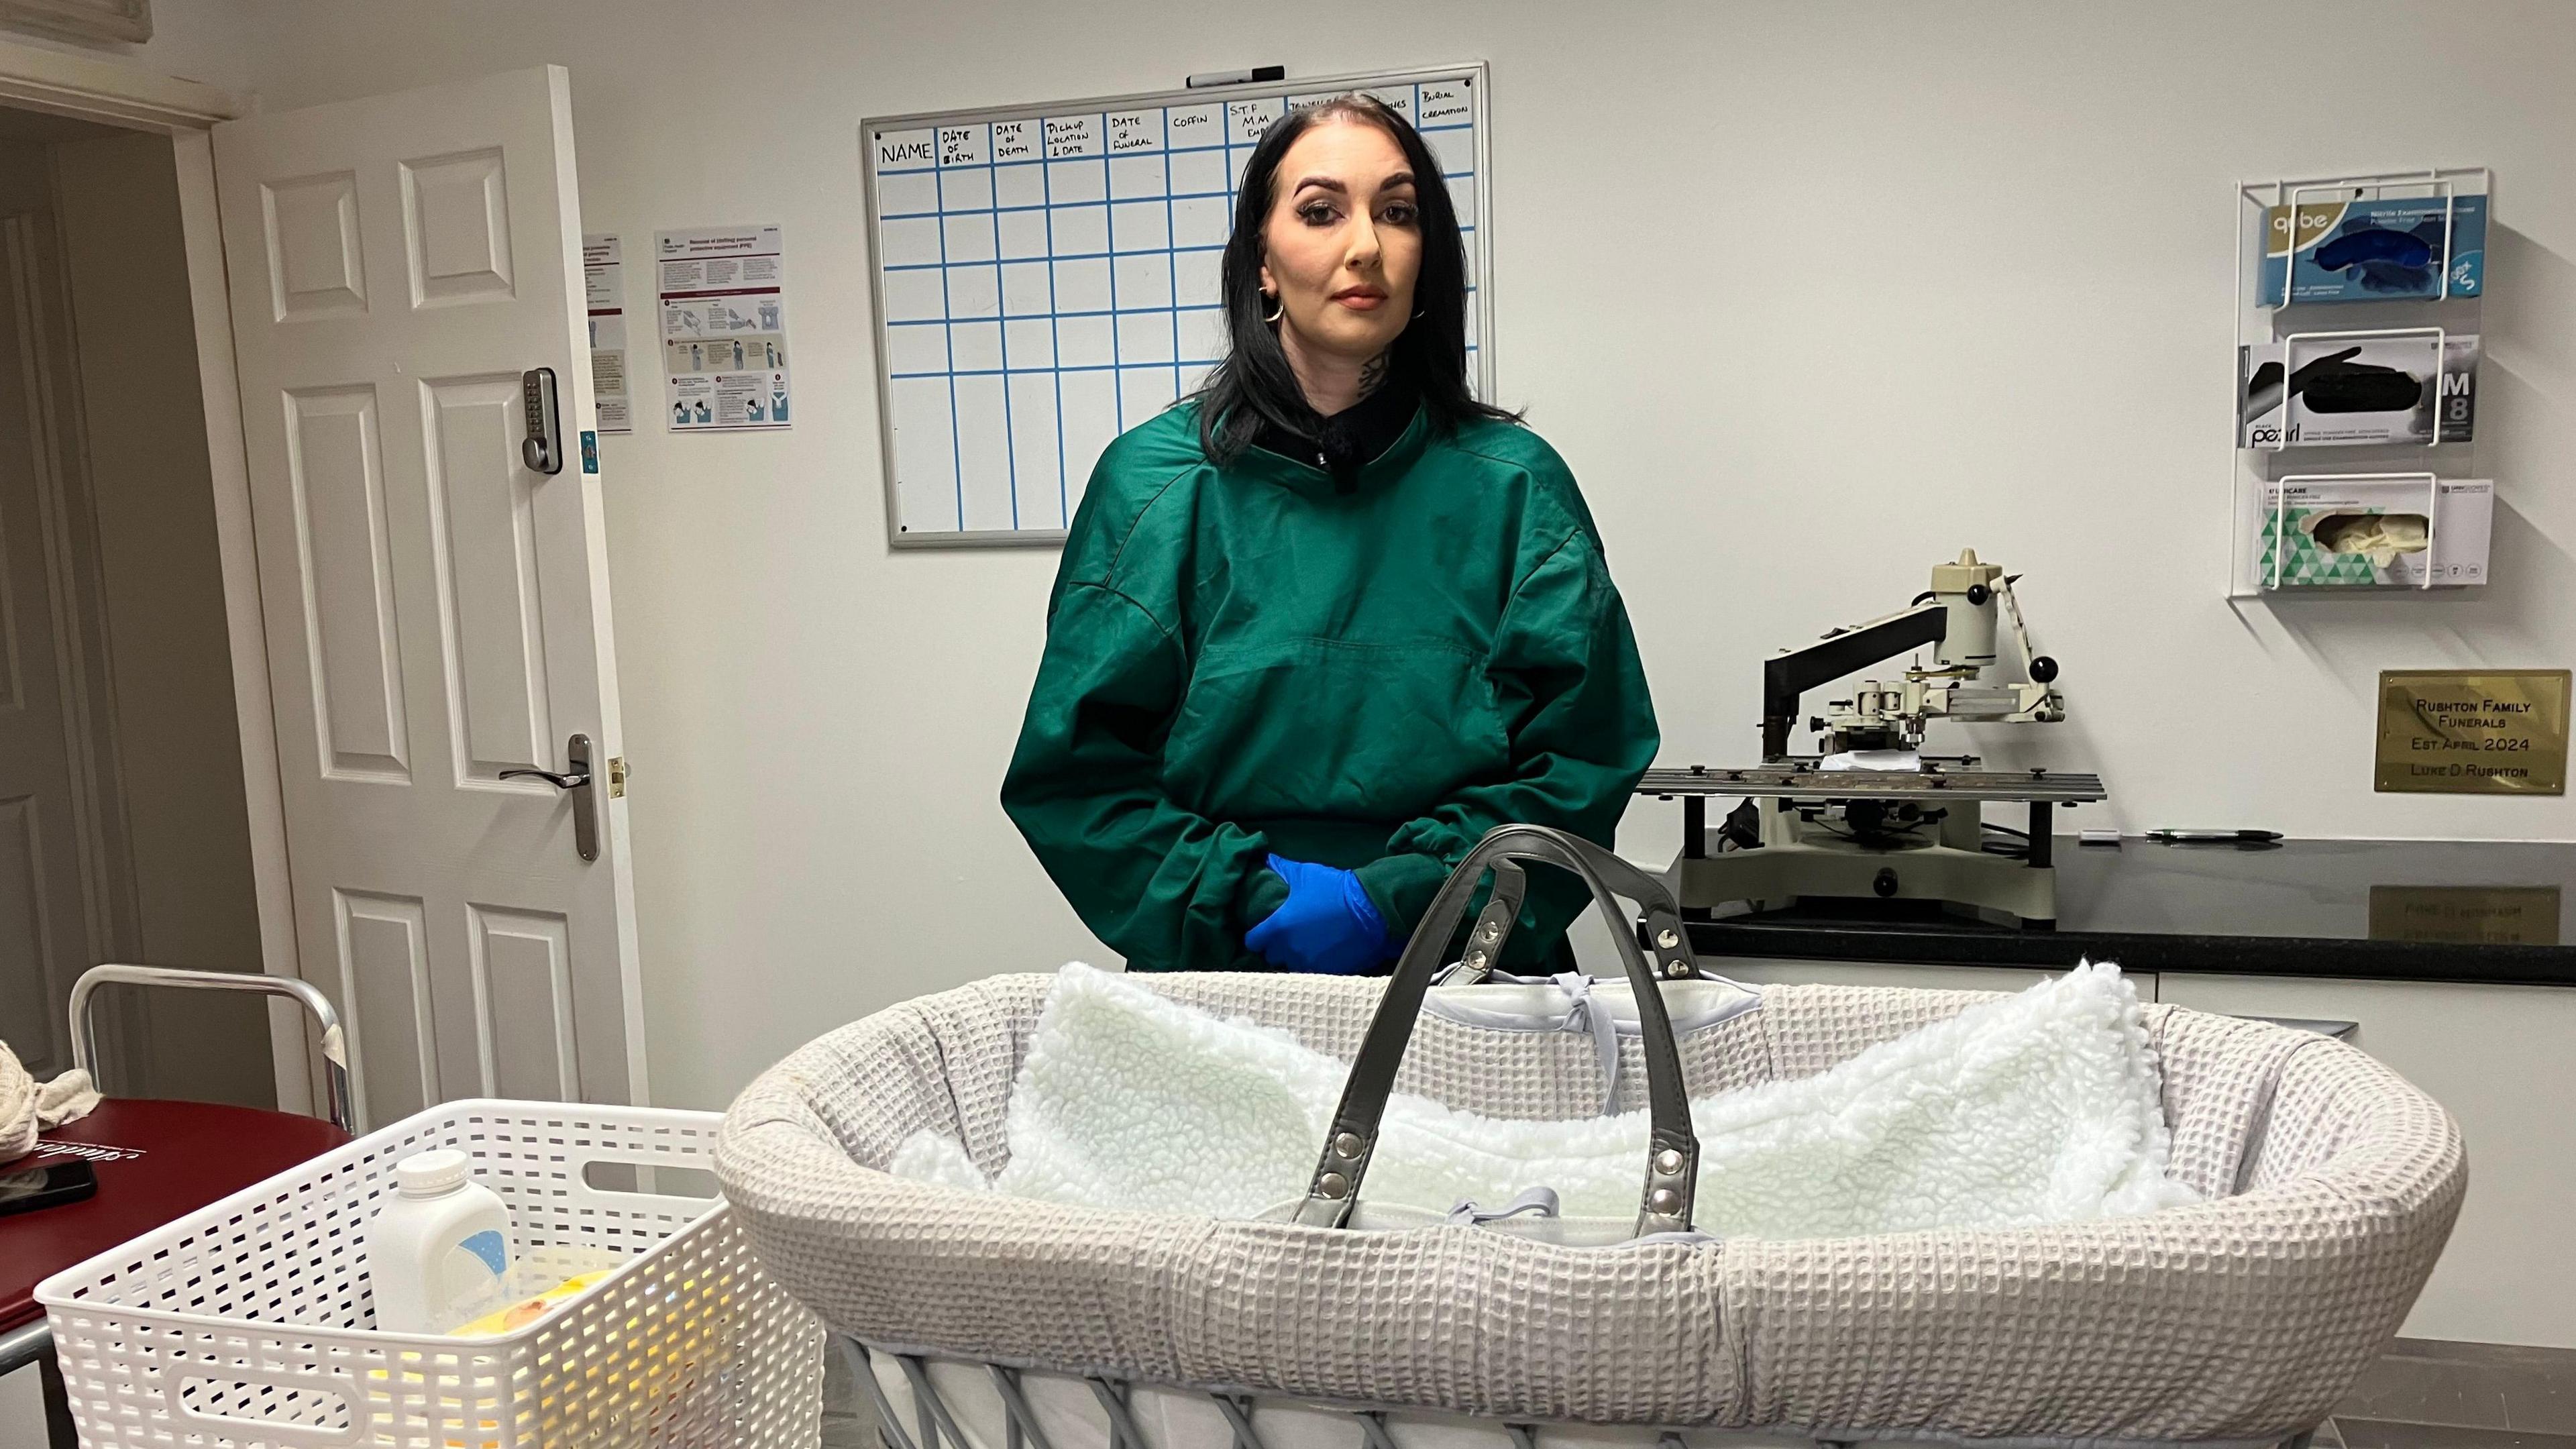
[{"x1": 864, "y1": 64, "x2": 1492, "y2": 547}]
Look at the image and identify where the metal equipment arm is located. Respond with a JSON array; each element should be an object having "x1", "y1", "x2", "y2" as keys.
[
  {"x1": 70, "y1": 963, "x2": 355, "y2": 1132},
  {"x1": 1761, "y1": 603, "x2": 1948, "y2": 759}
]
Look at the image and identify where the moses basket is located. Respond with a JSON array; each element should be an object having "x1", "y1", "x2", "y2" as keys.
[{"x1": 718, "y1": 828, "x2": 2463, "y2": 1449}]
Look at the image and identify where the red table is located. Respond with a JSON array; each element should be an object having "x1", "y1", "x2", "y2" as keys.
[
  {"x1": 2, "y1": 1098, "x2": 350, "y2": 1332},
  {"x1": 1, "y1": 1099, "x2": 350, "y2": 1446}
]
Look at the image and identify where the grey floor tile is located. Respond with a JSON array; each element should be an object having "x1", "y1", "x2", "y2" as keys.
[
  {"x1": 820, "y1": 1413, "x2": 883, "y2": 1449},
  {"x1": 822, "y1": 1336, "x2": 861, "y2": 1418},
  {"x1": 2333, "y1": 1337, "x2": 2576, "y2": 1440},
  {"x1": 2328, "y1": 1417, "x2": 2576, "y2": 1449}
]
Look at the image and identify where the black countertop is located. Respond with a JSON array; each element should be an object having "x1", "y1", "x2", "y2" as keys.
[{"x1": 1684, "y1": 839, "x2": 2575, "y2": 985}]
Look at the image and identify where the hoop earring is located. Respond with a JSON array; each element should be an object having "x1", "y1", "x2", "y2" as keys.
[
  {"x1": 1412, "y1": 306, "x2": 1426, "y2": 320},
  {"x1": 1261, "y1": 292, "x2": 1283, "y2": 324}
]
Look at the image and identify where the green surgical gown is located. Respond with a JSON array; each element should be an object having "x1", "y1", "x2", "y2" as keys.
[{"x1": 1001, "y1": 400, "x2": 1659, "y2": 972}]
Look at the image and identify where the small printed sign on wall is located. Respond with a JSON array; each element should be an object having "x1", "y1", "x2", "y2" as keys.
[
  {"x1": 657, "y1": 225, "x2": 792, "y2": 432},
  {"x1": 583, "y1": 235, "x2": 631, "y2": 434}
]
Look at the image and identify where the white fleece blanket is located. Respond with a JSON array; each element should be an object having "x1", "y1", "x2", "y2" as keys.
[
  {"x1": 1, "y1": 1038, "x2": 99, "y2": 1161},
  {"x1": 890, "y1": 962, "x2": 2196, "y2": 1239}
]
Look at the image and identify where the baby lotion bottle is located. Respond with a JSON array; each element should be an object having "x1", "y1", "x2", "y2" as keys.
[{"x1": 366, "y1": 1148, "x2": 512, "y2": 1334}]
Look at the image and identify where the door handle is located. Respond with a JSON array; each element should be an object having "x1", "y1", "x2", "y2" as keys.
[
  {"x1": 496, "y1": 765, "x2": 588, "y2": 790},
  {"x1": 498, "y1": 733, "x2": 598, "y2": 862}
]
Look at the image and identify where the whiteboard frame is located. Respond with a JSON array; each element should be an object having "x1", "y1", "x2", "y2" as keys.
[{"x1": 861, "y1": 61, "x2": 1495, "y2": 549}]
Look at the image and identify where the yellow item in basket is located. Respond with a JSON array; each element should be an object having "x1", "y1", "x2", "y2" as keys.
[
  {"x1": 447, "y1": 1269, "x2": 615, "y2": 1336},
  {"x1": 363, "y1": 1273, "x2": 617, "y2": 1447}
]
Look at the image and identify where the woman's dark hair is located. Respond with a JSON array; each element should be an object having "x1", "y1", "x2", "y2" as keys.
[{"x1": 1193, "y1": 95, "x2": 1515, "y2": 462}]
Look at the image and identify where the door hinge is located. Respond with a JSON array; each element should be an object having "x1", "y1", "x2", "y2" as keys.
[{"x1": 607, "y1": 756, "x2": 629, "y2": 798}]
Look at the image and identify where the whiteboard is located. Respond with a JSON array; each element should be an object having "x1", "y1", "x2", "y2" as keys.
[{"x1": 861, "y1": 64, "x2": 1493, "y2": 547}]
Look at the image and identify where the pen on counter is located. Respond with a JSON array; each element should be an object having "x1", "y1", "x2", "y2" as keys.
[
  {"x1": 1187, "y1": 66, "x2": 1287, "y2": 88},
  {"x1": 2146, "y1": 828, "x2": 2285, "y2": 845}
]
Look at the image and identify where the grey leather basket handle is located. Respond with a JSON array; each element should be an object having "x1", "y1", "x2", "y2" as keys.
[{"x1": 1290, "y1": 824, "x2": 1705, "y2": 1236}]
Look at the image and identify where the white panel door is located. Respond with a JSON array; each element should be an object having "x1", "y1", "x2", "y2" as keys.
[{"x1": 215, "y1": 66, "x2": 643, "y2": 1126}]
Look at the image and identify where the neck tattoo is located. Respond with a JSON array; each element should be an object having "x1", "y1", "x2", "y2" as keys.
[{"x1": 1356, "y1": 351, "x2": 1390, "y2": 401}]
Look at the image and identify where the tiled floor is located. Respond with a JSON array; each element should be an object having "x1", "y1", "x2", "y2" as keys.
[
  {"x1": 2325, "y1": 1338, "x2": 2576, "y2": 1447},
  {"x1": 2327, "y1": 1425, "x2": 2576, "y2": 1448},
  {"x1": 812, "y1": 1336, "x2": 2576, "y2": 1448},
  {"x1": 820, "y1": 1341, "x2": 877, "y2": 1449}
]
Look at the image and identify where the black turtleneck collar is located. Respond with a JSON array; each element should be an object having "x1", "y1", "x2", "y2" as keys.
[{"x1": 1251, "y1": 371, "x2": 1424, "y2": 493}]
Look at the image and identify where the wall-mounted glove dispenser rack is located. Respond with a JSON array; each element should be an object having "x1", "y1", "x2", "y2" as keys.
[{"x1": 2227, "y1": 168, "x2": 2491, "y2": 599}]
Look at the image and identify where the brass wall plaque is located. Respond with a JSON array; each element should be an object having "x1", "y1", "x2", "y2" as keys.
[
  {"x1": 2376, "y1": 669, "x2": 2570, "y2": 794},
  {"x1": 2368, "y1": 885, "x2": 2563, "y2": 945}
]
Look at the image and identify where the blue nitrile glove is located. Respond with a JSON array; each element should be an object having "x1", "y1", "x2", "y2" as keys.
[{"x1": 1243, "y1": 855, "x2": 1393, "y2": 975}]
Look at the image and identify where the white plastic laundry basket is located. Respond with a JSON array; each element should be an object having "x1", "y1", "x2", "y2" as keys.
[{"x1": 37, "y1": 1098, "x2": 823, "y2": 1449}]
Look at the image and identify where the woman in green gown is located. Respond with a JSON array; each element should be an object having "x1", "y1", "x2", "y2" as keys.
[{"x1": 1002, "y1": 94, "x2": 1658, "y2": 974}]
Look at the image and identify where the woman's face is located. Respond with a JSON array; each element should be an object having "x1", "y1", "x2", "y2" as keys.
[{"x1": 1258, "y1": 118, "x2": 1421, "y2": 366}]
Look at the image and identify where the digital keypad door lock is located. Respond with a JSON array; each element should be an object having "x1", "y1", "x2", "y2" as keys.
[{"x1": 521, "y1": 367, "x2": 563, "y2": 474}]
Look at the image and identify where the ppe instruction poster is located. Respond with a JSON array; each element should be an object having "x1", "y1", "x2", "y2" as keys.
[
  {"x1": 656, "y1": 225, "x2": 792, "y2": 431},
  {"x1": 583, "y1": 234, "x2": 631, "y2": 433}
]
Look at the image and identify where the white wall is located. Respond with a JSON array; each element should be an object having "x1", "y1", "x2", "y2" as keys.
[{"x1": 160, "y1": 0, "x2": 2576, "y2": 1110}]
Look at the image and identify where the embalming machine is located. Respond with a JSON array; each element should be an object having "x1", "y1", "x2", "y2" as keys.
[{"x1": 1640, "y1": 549, "x2": 2104, "y2": 927}]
